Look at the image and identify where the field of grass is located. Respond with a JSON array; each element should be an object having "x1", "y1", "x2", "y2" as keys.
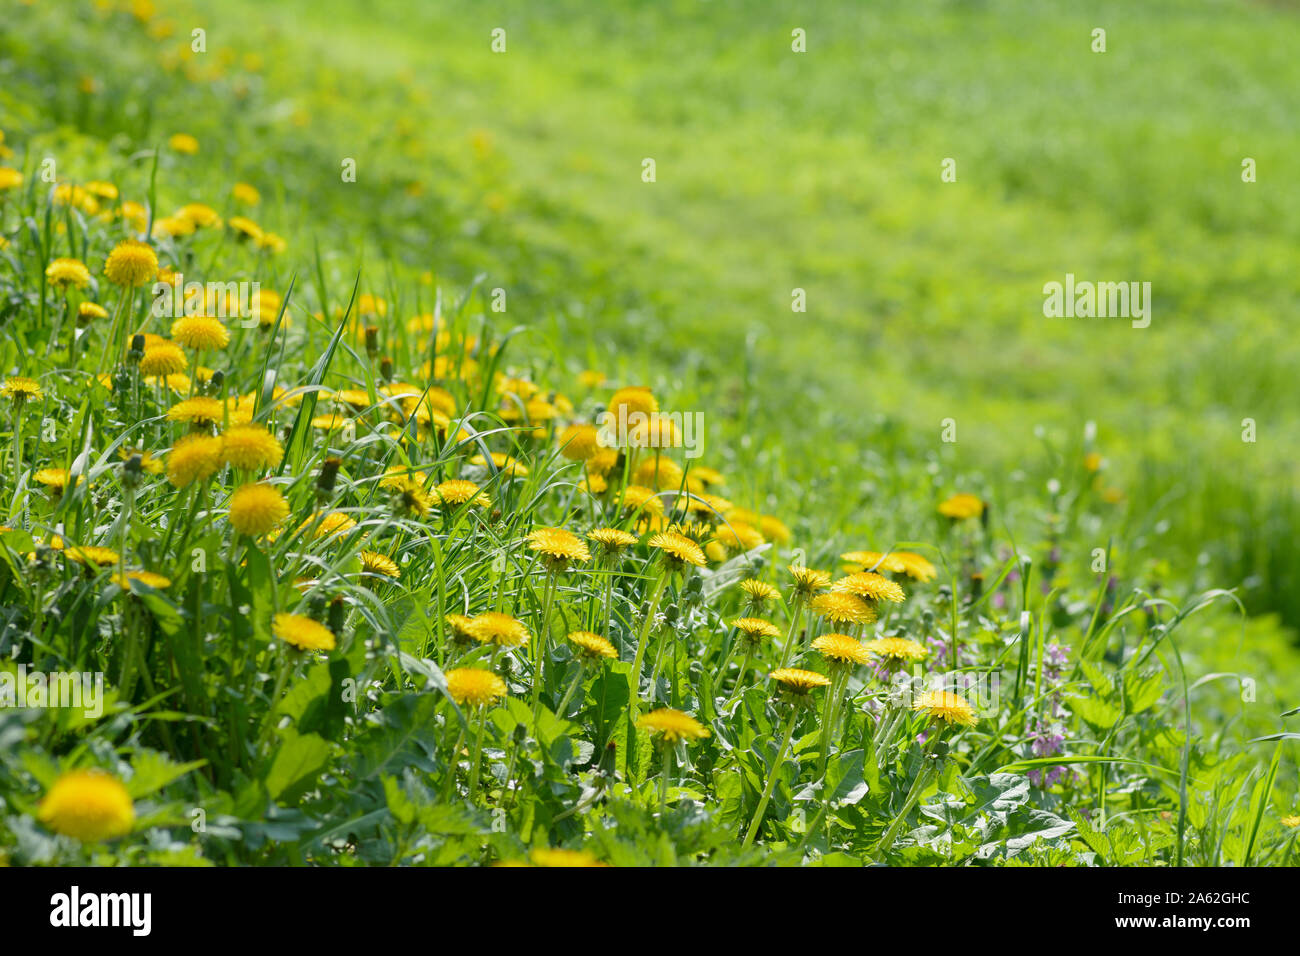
[{"x1": 0, "y1": 0, "x2": 1297, "y2": 867}]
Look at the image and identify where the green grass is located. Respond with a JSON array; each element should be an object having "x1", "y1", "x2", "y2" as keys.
[
  {"x1": 199, "y1": 0, "x2": 1300, "y2": 626},
  {"x1": 0, "y1": 0, "x2": 1297, "y2": 867}
]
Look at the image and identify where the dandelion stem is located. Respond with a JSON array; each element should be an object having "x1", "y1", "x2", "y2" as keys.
[
  {"x1": 531, "y1": 572, "x2": 557, "y2": 719},
  {"x1": 873, "y1": 731, "x2": 943, "y2": 858},
  {"x1": 556, "y1": 661, "x2": 585, "y2": 716},
  {"x1": 777, "y1": 594, "x2": 805, "y2": 669},
  {"x1": 467, "y1": 705, "x2": 489, "y2": 803},
  {"x1": 657, "y1": 741, "x2": 673, "y2": 816},
  {"x1": 743, "y1": 708, "x2": 799, "y2": 848},
  {"x1": 628, "y1": 566, "x2": 669, "y2": 715}
]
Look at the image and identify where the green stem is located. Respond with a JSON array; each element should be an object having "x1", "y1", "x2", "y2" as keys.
[
  {"x1": 467, "y1": 705, "x2": 489, "y2": 803},
  {"x1": 657, "y1": 741, "x2": 673, "y2": 816},
  {"x1": 817, "y1": 669, "x2": 847, "y2": 779},
  {"x1": 531, "y1": 572, "x2": 557, "y2": 719},
  {"x1": 777, "y1": 594, "x2": 805, "y2": 669},
  {"x1": 743, "y1": 708, "x2": 799, "y2": 848},
  {"x1": 873, "y1": 731, "x2": 943, "y2": 858},
  {"x1": 628, "y1": 568, "x2": 669, "y2": 715},
  {"x1": 556, "y1": 662, "x2": 586, "y2": 716}
]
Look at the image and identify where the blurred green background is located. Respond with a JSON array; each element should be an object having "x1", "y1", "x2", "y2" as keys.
[{"x1": 3, "y1": 0, "x2": 1298, "y2": 627}]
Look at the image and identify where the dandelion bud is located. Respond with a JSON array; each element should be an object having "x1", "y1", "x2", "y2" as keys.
[
  {"x1": 316, "y1": 456, "x2": 342, "y2": 499},
  {"x1": 364, "y1": 325, "x2": 379, "y2": 357},
  {"x1": 327, "y1": 596, "x2": 346, "y2": 635},
  {"x1": 379, "y1": 355, "x2": 393, "y2": 381},
  {"x1": 122, "y1": 453, "x2": 143, "y2": 489}
]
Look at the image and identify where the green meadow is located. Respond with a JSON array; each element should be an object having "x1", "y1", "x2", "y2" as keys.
[{"x1": 0, "y1": 0, "x2": 1296, "y2": 866}]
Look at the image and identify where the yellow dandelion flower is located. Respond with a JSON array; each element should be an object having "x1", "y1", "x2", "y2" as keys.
[
  {"x1": 634, "y1": 457, "x2": 684, "y2": 491},
  {"x1": 528, "y1": 847, "x2": 605, "y2": 867},
  {"x1": 466, "y1": 612, "x2": 530, "y2": 649},
  {"x1": 64, "y1": 545, "x2": 120, "y2": 567},
  {"x1": 1, "y1": 377, "x2": 43, "y2": 404},
  {"x1": 938, "y1": 492, "x2": 984, "y2": 520},
  {"x1": 617, "y1": 484, "x2": 663, "y2": 516},
  {"x1": 173, "y1": 202, "x2": 221, "y2": 229},
  {"x1": 445, "y1": 668, "x2": 508, "y2": 708},
  {"x1": 231, "y1": 182, "x2": 261, "y2": 205},
  {"x1": 257, "y1": 231, "x2": 287, "y2": 254},
  {"x1": 301, "y1": 511, "x2": 358, "y2": 540},
  {"x1": 37, "y1": 770, "x2": 134, "y2": 842},
  {"x1": 434, "y1": 480, "x2": 491, "y2": 508},
  {"x1": 712, "y1": 520, "x2": 765, "y2": 552},
  {"x1": 34, "y1": 468, "x2": 77, "y2": 494},
  {"x1": 151, "y1": 215, "x2": 195, "y2": 239},
  {"x1": 44, "y1": 257, "x2": 92, "y2": 290},
  {"x1": 1281, "y1": 815, "x2": 1300, "y2": 829},
  {"x1": 103, "y1": 239, "x2": 158, "y2": 287},
  {"x1": 53, "y1": 183, "x2": 99, "y2": 214},
  {"x1": 841, "y1": 550, "x2": 908, "y2": 575},
  {"x1": 739, "y1": 579, "x2": 780, "y2": 605},
  {"x1": 811, "y1": 633, "x2": 873, "y2": 667},
  {"x1": 228, "y1": 483, "x2": 289, "y2": 537},
  {"x1": 359, "y1": 550, "x2": 400, "y2": 579},
  {"x1": 85, "y1": 181, "x2": 118, "y2": 201},
  {"x1": 166, "y1": 433, "x2": 223, "y2": 487},
  {"x1": 608, "y1": 386, "x2": 657, "y2": 419},
  {"x1": 648, "y1": 530, "x2": 706, "y2": 568},
  {"x1": 220, "y1": 424, "x2": 283, "y2": 471},
  {"x1": 167, "y1": 396, "x2": 224, "y2": 427},
  {"x1": 912, "y1": 690, "x2": 978, "y2": 728},
  {"x1": 138, "y1": 342, "x2": 187, "y2": 377},
  {"x1": 168, "y1": 132, "x2": 199, "y2": 154},
  {"x1": 785, "y1": 564, "x2": 826, "y2": 595},
  {"x1": 227, "y1": 215, "x2": 263, "y2": 242},
  {"x1": 445, "y1": 614, "x2": 476, "y2": 643},
  {"x1": 732, "y1": 617, "x2": 781, "y2": 644},
  {"x1": 758, "y1": 514, "x2": 792, "y2": 544},
  {"x1": 833, "y1": 571, "x2": 906, "y2": 604},
  {"x1": 384, "y1": 475, "x2": 433, "y2": 517},
  {"x1": 770, "y1": 668, "x2": 832, "y2": 695},
  {"x1": 636, "y1": 707, "x2": 709, "y2": 743},
  {"x1": 470, "y1": 452, "x2": 529, "y2": 477},
  {"x1": 809, "y1": 592, "x2": 876, "y2": 626},
  {"x1": 865, "y1": 637, "x2": 929, "y2": 663},
  {"x1": 170, "y1": 315, "x2": 230, "y2": 350},
  {"x1": 77, "y1": 301, "x2": 109, "y2": 325},
  {"x1": 894, "y1": 551, "x2": 938, "y2": 582},
  {"x1": 527, "y1": 527, "x2": 591, "y2": 569},
  {"x1": 113, "y1": 570, "x2": 172, "y2": 591},
  {"x1": 0, "y1": 167, "x2": 23, "y2": 191},
  {"x1": 273, "y1": 612, "x2": 336, "y2": 652},
  {"x1": 568, "y1": 630, "x2": 617, "y2": 660},
  {"x1": 587, "y1": 527, "x2": 637, "y2": 556},
  {"x1": 119, "y1": 447, "x2": 163, "y2": 475},
  {"x1": 558, "y1": 423, "x2": 601, "y2": 461}
]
